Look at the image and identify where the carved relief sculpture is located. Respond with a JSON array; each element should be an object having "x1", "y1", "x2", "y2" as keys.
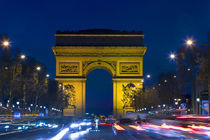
[
  {"x1": 121, "y1": 83, "x2": 137, "y2": 109},
  {"x1": 64, "y1": 84, "x2": 76, "y2": 109}
]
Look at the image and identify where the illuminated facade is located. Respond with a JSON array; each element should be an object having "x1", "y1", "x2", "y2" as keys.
[{"x1": 52, "y1": 29, "x2": 147, "y2": 117}]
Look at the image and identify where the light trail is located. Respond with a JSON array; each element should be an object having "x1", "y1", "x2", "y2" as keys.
[
  {"x1": 69, "y1": 128, "x2": 91, "y2": 139},
  {"x1": 113, "y1": 124, "x2": 125, "y2": 131},
  {"x1": 176, "y1": 116, "x2": 210, "y2": 119},
  {"x1": 50, "y1": 128, "x2": 69, "y2": 140},
  {"x1": 160, "y1": 123, "x2": 208, "y2": 136},
  {"x1": 188, "y1": 124, "x2": 210, "y2": 130},
  {"x1": 128, "y1": 125, "x2": 145, "y2": 130}
]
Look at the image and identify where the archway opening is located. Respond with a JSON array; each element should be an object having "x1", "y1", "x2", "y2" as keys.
[{"x1": 86, "y1": 69, "x2": 113, "y2": 116}]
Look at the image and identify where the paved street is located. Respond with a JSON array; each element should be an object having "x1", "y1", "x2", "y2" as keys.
[{"x1": 2, "y1": 122, "x2": 209, "y2": 140}]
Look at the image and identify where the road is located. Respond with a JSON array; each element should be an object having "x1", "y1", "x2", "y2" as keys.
[{"x1": 1, "y1": 125, "x2": 209, "y2": 140}]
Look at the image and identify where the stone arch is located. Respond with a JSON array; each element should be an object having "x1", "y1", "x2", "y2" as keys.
[
  {"x1": 83, "y1": 60, "x2": 116, "y2": 77},
  {"x1": 52, "y1": 30, "x2": 147, "y2": 117}
]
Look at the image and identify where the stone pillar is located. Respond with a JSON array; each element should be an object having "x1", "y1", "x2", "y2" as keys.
[
  {"x1": 113, "y1": 78, "x2": 143, "y2": 118},
  {"x1": 61, "y1": 78, "x2": 86, "y2": 116}
]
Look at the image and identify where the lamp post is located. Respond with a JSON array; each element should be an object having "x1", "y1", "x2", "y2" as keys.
[
  {"x1": 9, "y1": 54, "x2": 26, "y2": 107},
  {"x1": 34, "y1": 66, "x2": 42, "y2": 112},
  {"x1": 196, "y1": 98, "x2": 200, "y2": 115},
  {"x1": 184, "y1": 38, "x2": 210, "y2": 114}
]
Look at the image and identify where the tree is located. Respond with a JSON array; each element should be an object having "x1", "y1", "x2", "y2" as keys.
[
  {"x1": 177, "y1": 46, "x2": 201, "y2": 113},
  {"x1": 134, "y1": 86, "x2": 160, "y2": 111},
  {"x1": 196, "y1": 47, "x2": 210, "y2": 113},
  {"x1": 156, "y1": 72, "x2": 182, "y2": 107}
]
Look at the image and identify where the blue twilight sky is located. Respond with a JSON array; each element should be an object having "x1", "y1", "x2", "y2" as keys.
[{"x1": 0, "y1": 0, "x2": 209, "y2": 114}]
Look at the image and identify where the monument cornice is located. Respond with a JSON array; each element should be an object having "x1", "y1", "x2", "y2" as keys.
[
  {"x1": 52, "y1": 46, "x2": 147, "y2": 57},
  {"x1": 55, "y1": 34, "x2": 144, "y2": 37}
]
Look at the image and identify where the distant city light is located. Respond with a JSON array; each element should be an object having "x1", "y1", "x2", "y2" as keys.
[
  {"x1": 46, "y1": 74, "x2": 50, "y2": 78},
  {"x1": 187, "y1": 68, "x2": 191, "y2": 71},
  {"x1": 173, "y1": 75, "x2": 176, "y2": 78},
  {"x1": 146, "y1": 74, "x2": 151, "y2": 78},
  {"x1": 164, "y1": 80, "x2": 167, "y2": 83},
  {"x1": 16, "y1": 101, "x2": 20, "y2": 105}
]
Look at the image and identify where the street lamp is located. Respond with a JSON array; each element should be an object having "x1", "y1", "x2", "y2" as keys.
[
  {"x1": 146, "y1": 74, "x2": 151, "y2": 78},
  {"x1": 20, "y1": 54, "x2": 26, "y2": 60},
  {"x1": 2, "y1": 40, "x2": 10, "y2": 47},
  {"x1": 16, "y1": 101, "x2": 20, "y2": 105},
  {"x1": 185, "y1": 39, "x2": 194, "y2": 46},
  {"x1": 169, "y1": 53, "x2": 176, "y2": 60},
  {"x1": 46, "y1": 74, "x2": 50, "y2": 78},
  {"x1": 36, "y1": 66, "x2": 41, "y2": 71},
  {"x1": 196, "y1": 98, "x2": 200, "y2": 115}
]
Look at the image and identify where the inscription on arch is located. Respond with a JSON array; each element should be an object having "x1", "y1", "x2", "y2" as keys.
[
  {"x1": 59, "y1": 62, "x2": 80, "y2": 74},
  {"x1": 120, "y1": 62, "x2": 140, "y2": 74}
]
